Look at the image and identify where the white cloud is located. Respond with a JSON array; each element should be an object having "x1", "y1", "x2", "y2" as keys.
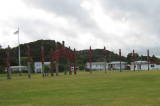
[{"x1": 0, "y1": 0, "x2": 160, "y2": 56}]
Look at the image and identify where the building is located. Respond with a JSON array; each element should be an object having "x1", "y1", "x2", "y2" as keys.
[
  {"x1": 85, "y1": 61, "x2": 127, "y2": 71},
  {"x1": 130, "y1": 61, "x2": 160, "y2": 70},
  {"x1": 86, "y1": 62, "x2": 108, "y2": 71},
  {"x1": 71, "y1": 66, "x2": 79, "y2": 71},
  {"x1": 9, "y1": 66, "x2": 28, "y2": 72},
  {"x1": 108, "y1": 61, "x2": 127, "y2": 70},
  {"x1": 34, "y1": 62, "x2": 50, "y2": 73}
]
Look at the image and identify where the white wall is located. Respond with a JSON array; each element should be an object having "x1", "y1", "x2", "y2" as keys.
[
  {"x1": 86, "y1": 62, "x2": 127, "y2": 70},
  {"x1": 130, "y1": 64, "x2": 159, "y2": 70},
  {"x1": 154, "y1": 65, "x2": 160, "y2": 70},
  {"x1": 86, "y1": 62, "x2": 108, "y2": 70},
  {"x1": 34, "y1": 62, "x2": 51, "y2": 73},
  {"x1": 34, "y1": 62, "x2": 42, "y2": 73},
  {"x1": 110, "y1": 64, "x2": 126, "y2": 70}
]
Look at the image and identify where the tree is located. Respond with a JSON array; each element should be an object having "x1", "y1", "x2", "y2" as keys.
[{"x1": 127, "y1": 52, "x2": 139, "y2": 64}]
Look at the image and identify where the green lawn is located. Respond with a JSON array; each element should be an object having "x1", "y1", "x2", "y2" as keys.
[{"x1": 0, "y1": 71, "x2": 160, "y2": 106}]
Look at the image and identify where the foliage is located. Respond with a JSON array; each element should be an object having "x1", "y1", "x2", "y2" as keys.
[{"x1": 0, "y1": 40, "x2": 160, "y2": 71}]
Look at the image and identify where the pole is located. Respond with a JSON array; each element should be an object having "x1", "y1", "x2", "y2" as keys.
[
  {"x1": 133, "y1": 50, "x2": 135, "y2": 71},
  {"x1": 74, "y1": 48, "x2": 77, "y2": 75},
  {"x1": 41, "y1": 46, "x2": 45, "y2": 77},
  {"x1": 89, "y1": 46, "x2": 92, "y2": 73},
  {"x1": 140, "y1": 55, "x2": 142, "y2": 70},
  {"x1": 50, "y1": 48, "x2": 54, "y2": 76},
  {"x1": 119, "y1": 49, "x2": 122, "y2": 72},
  {"x1": 55, "y1": 61, "x2": 59, "y2": 76},
  {"x1": 68, "y1": 46, "x2": 72, "y2": 75},
  {"x1": 104, "y1": 46, "x2": 107, "y2": 73},
  {"x1": 63, "y1": 41, "x2": 67, "y2": 75},
  {"x1": 17, "y1": 27, "x2": 21, "y2": 76},
  {"x1": 147, "y1": 49, "x2": 150, "y2": 71},
  {"x1": 27, "y1": 45, "x2": 32, "y2": 79},
  {"x1": 69, "y1": 63, "x2": 72, "y2": 75},
  {"x1": 6, "y1": 46, "x2": 11, "y2": 79}
]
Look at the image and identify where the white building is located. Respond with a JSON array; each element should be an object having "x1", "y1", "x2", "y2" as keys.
[
  {"x1": 108, "y1": 61, "x2": 127, "y2": 70},
  {"x1": 34, "y1": 62, "x2": 50, "y2": 73},
  {"x1": 86, "y1": 62, "x2": 108, "y2": 71},
  {"x1": 9, "y1": 66, "x2": 28, "y2": 72},
  {"x1": 130, "y1": 61, "x2": 160, "y2": 70},
  {"x1": 86, "y1": 61, "x2": 127, "y2": 70},
  {"x1": 71, "y1": 66, "x2": 79, "y2": 71}
]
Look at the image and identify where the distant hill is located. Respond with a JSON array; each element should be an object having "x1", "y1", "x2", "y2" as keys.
[
  {"x1": 0, "y1": 40, "x2": 125, "y2": 68},
  {"x1": 0, "y1": 39, "x2": 160, "y2": 70},
  {"x1": 76, "y1": 49, "x2": 126, "y2": 66}
]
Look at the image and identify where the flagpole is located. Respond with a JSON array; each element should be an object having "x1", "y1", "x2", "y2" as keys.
[{"x1": 18, "y1": 27, "x2": 21, "y2": 75}]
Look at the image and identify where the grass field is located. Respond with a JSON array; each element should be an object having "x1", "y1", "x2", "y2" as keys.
[{"x1": 1, "y1": 71, "x2": 160, "y2": 106}]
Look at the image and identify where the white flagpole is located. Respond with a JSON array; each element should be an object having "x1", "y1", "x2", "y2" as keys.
[{"x1": 17, "y1": 27, "x2": 21, "y2": 75}]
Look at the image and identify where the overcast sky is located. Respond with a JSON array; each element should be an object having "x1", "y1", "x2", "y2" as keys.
[{"x1": 1, "y1": 0, "x2": 160, "y2": 55}]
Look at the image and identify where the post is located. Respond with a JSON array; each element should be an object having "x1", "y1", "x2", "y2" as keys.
[
  {"x1": 64, "y1": 62, "x2": 68, "y2": 75},
  {"x1": 147, "y1": 49, "x2": 150, "y2": 71},
  {"x1": 42, "y1": 63, "x2": 45, "y2": 77},
  {"x1": 119, "y1": 49, "x2": 122, "y2": 72},
  {"x1": 104, "y1": 46, "x2": 107, "y2": 73},
  {"x1": 27, "y1": 45, "x2": 32, "y2": 79},
  {"x1": 140, "y1": 60, "x2": 142, "y2": 70},
  {"x1": 27, "y1": 62, "x2": 31, "y2": 79},
  {"x1": 64, "y1": 59, "x2": 68, "y2": 75},
  {"x1": 41, "y1": 46, "x2": 45, "y2": 77},
  {"x1": 133, "y1": 50, "x2": 135, "y2": 71},
  {"x1": 6, "y1": 46, "x2": 11, "y2": 79},
  {"x1": 50, "y1": 61, "x2": 54, "y2": 76},
  {"x1": 63, "y1": 41, "x2": 67, "y2": 75},
  {"x1": 89, "y1": 46, "x2": 92, "y2": 73},
  {"x1": 74, "y1": 48, "x2": 77, "y2": 75},
  {"x1": 55, "y1": 61, "x2": 59, "y2": 76},
  {"x1": 50, "y1": 49, "x2": 54, "y2": 76},
  {"x1": 69, "y1": 63, "x2": 72, "y2": 75},
  {"x1": 68, "y1": 46, "x2": 72, "y2": 75}
]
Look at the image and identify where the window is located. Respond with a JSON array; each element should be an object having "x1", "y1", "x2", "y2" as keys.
[{"x1": 151, "y1": 64, "x2": 155, "y2": 67}]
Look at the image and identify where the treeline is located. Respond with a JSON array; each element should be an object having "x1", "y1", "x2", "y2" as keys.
[{"x1": 0, "y1": 40, "x2": 160, "y2": 71}]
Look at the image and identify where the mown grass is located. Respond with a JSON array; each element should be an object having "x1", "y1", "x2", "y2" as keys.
[{"x1": 0, "y1": 71, "x2": 160, "y2": 106}]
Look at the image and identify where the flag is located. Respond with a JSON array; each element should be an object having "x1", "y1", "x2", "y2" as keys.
[{"x1": 14, "y1": 29, "x2": 19, "y2": 35}]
